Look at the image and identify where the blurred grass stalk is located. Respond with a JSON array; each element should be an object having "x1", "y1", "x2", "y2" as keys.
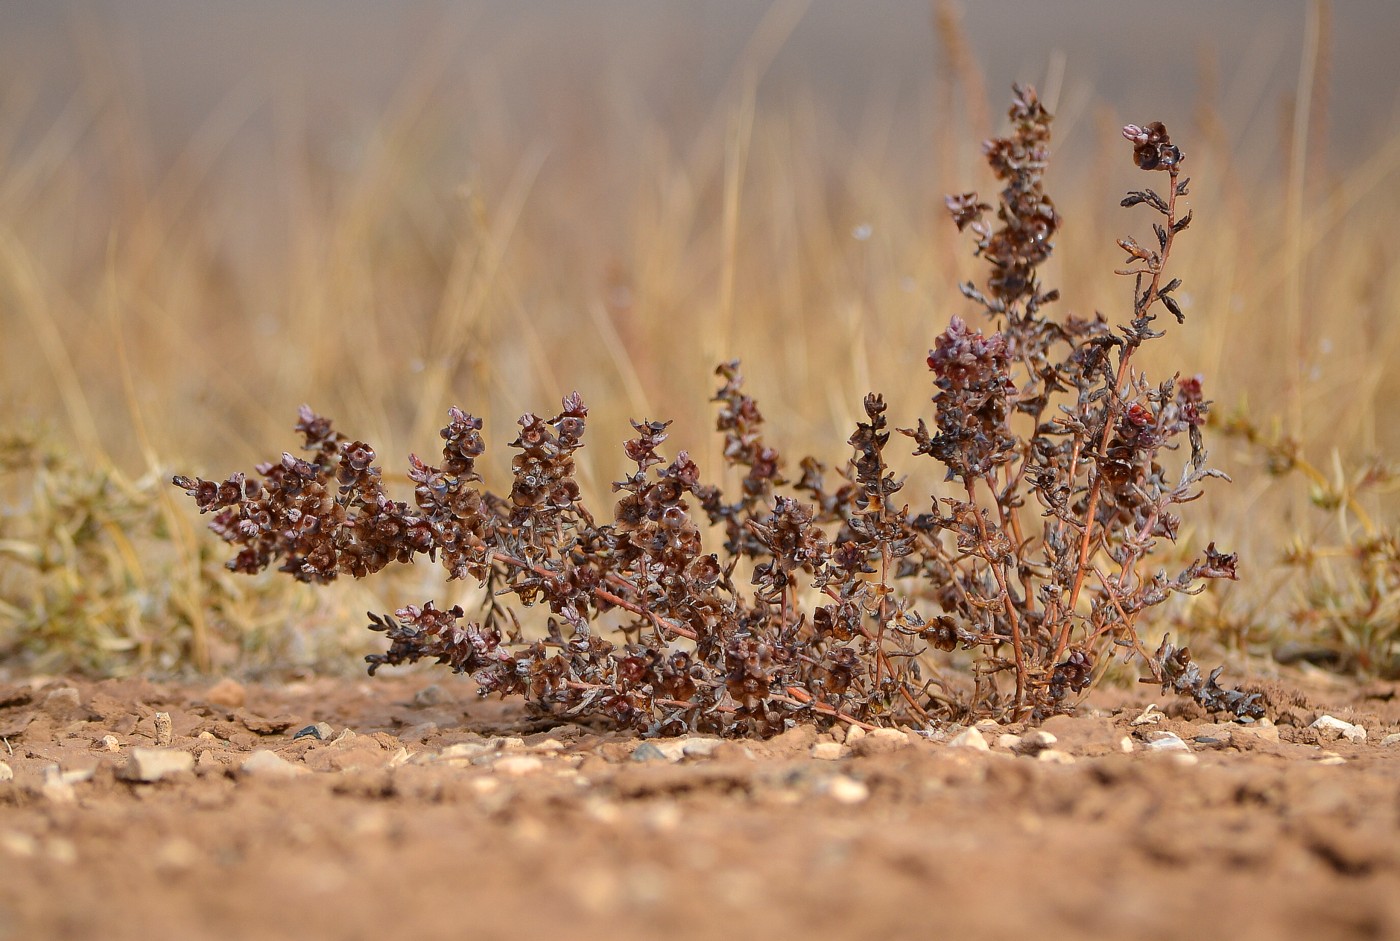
[{"x1": 2, "y1": 1, "x2": 1398, "y2": 675}]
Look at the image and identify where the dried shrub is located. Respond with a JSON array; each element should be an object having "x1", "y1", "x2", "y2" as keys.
[
  {"x1": 0, "y1": 432, "x2": 317, "y2": 674},
  {"x1": 174, "y1": 86, "x2": 1258, "y2": 733},
  {"x1": 1219, "y1": 418, "x2": 1400, "y2": 678}
]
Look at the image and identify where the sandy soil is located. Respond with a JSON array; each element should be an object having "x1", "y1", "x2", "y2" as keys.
[{"x1": 1, "y1": 672, "x2": 1398, "y2": 941}]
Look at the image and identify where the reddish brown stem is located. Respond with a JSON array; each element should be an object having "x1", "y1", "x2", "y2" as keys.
[
  {"x1": 1052, "y1": 166, "x2": 1181, "y2": 667},
  {"x1": 968, "y1": 479, "x2": 1028, "y2": 715}
]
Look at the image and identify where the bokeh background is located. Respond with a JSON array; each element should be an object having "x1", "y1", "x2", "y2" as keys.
[{"x1": 2, "y1": 1, "x2": 1398, "y2": 676}]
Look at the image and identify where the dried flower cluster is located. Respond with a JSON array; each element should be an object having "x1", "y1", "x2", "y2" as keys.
[{"x1": 175, "y1": 86, "x2": 1257, "y2": 734}]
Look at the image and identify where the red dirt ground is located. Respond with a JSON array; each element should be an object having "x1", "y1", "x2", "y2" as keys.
[{"x1": 1, "y1": 673, "x2": 1398, "y2": 941}]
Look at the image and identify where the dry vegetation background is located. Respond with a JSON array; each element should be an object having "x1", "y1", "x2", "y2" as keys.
[{"x1": 2, "y1": 0, "x2": 1398, "y2": 681}]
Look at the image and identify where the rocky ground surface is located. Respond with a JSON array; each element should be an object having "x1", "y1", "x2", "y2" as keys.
[{"x1": 1, "y1": 672, "x2": 1398, "y2": 940}]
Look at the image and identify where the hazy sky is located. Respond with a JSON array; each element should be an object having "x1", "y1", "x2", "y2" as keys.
[{"x1": 3, "y1": 1, "x2": 1396, "y2": 170}]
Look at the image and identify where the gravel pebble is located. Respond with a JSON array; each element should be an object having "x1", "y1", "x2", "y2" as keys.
[
  {"x1": 1311, "y1": 715, "x2": 1366, "y2": 744},
  {"x1": 41, "y1": 766, "x2": 77, "y2": 803},
  {"x1": 811, "y1": 742, "x2": 845, "y2": 761},
  {"x1": 1228, "y1": 720, "x2": 1281, "y2": 745},
  {"x1": 822, "y1": 775, "x2": 870, "y2": 805},
  {"x1": 433, "y1": 742, "x2": 493, "y2": 763},
  {"x1": 1016, "y1": 730, "x2": 1058, "y2": 755},
  {"x1": 0, "y1": 761, "x2": 11, "y2": 782},
  {"x1": 240, "y1": 749, "x2": 306, "y2": 778},
  {"x1": 125, "y1": 748, "x2": 195, "y2": 782},
  {"x1": 412, "y1": 684, "x2": 446, "y2": 708},
  {"x1": 0, "y1": 831, "x2": 37, "y2": 857},
  {"x1": 631, "y1": 743, "x2": 667, "y2": 763},
  {"x1": 681, "y1": 738, "x2": 723, "y2": 759},
  {"x1": 493, "y1": 755, "x2": 544, "y2": 776},
  {"x1": 154, "y1": 712, "x2": 174, "y2": 746},
  {"x1": 292, "y1": 723, "x2": 334, "y2": 741},
  {"x1": 850, "y1": 727, "x2": 912, "y2": 757},
  {"x1": 949, "y1": 727, "x2": 990, "y2": 751},
  {"x1": 1142, "y1": 731, "x2": 1192, "y2": 753}
]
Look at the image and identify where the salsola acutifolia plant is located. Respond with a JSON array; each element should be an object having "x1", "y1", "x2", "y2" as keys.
[{"x1": 174, "y1": 86, "x2": 1261, "y2": 734}]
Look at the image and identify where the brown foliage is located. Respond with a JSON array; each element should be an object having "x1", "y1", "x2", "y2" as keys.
[{"x1": 174, "y1": 87, "x2": 1260, "y2": 733}]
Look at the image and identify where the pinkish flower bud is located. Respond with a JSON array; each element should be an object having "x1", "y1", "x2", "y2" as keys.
[{"x1": 1122, "y1": 124, "x2": 1149, "y2": 144}]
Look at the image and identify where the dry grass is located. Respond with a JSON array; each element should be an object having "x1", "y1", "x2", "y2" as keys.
[{"x1": 2, "y1": 7, "x2": 1399, "y2": 678}]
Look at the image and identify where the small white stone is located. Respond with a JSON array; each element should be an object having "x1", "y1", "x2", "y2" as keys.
[
  {"x1": 868, "y1": 728, "x2": 909, "y2": 745},
  {"x1": 642, "y1": 802, "x2": 682, "y2": 833},
  {"x1": 1036, "y1": 749, "x2": 1076, "y2": 765},
  {"x1": 681, "y1": 738, "x2": 723, "y2": 759},
  {"x1": 435, "y1": 742, "x2": 492, "y2": 762},
  {"x1": 240, "y1": 749, "x2": 306, "y2": 778},
  {"x1": 995, "y1": 734, "x2": 1023, "y2": 751},
  {"x1": 1381, "y1": 732, "x2": 1400, "y2": 747},
  {"x1": 125, "y1": 748, "x2": 195, "y2": 782},
  {"x1": 0, "y1": 761, "x2": 12, "y2": 782},
  {"x1": 651, "y1": 740, "x2": 689, "y2": 762},
  {"x1": 1316, "y1": 755, "x2": 1347, "y2": 766},
  {"x1": 949, "y1": 726, "x2": 990, "y2": 751},
  {"x1": 844, "y1": 725, "x2": 866, "y2": 744},
  {"x1": 40, "y1": 766, "x2": 76, "y2": 803},
  {"x1": 0, "y1": 831, "x2": 37, "y2": 857},
  {"x1": 1119, "y1": 736, "x2": 1135, "y2": 754},
  {"x1": 533, "y1": 738, "x2": 565, "y2": 752},
  {"x1": 96, "y1": 734, "x2": 121, "y2": 752},
  {"x1": 330, "y1": 728, "x2": 358, "y2": 747},
  {"x1": 1142, "y1": 731, "x2": 1191, "y2": 753},
  {"x1": 823, "y1": 775, "x2": 870, "y2": 805},
  {"x1": 154, "y1": 712, "x2": 174, "y2": 747},
  {"x1": 1310, "y1": 715, "x2": 1366, "y2": 744},
  {"x1": 386, "y1": 747, "x2": 411, "y2": 768},
  {"x1": 584, "y1": 797, "x2": 621, "y2": 824},
  {"x1": 1017, "y1": 730, "x2": 1058, "y2": 755},
  {"x1": 493, "y1": 755, "x2": 544, "y2": 776},
  {"x1": 811, "y1": 742, "x2": 845, "y2": 761},
  {"x1": 1230, "y1": 721, "x2": 1281, "y2": 745}
]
